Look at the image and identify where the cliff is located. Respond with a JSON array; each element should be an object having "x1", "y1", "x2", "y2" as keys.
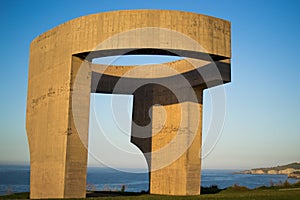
[{"x1": 237, "y1": 162, "x2": 300, "y2": 179}]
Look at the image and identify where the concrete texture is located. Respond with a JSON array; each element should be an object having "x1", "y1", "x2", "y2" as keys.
[{"x1": 26, "y1": 10, "x2": 231, "y2": 198}]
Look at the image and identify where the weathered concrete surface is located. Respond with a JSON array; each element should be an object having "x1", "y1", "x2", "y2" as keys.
[
  {"x1": 26, "y1": 10, "x2": 231, "y2": 198},
  {"x1": 149, "y1": 87, "x2": 203, "y2": 195}
]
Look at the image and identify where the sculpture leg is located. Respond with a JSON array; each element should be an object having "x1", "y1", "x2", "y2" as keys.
[
  {"x1": 130, "y1": 84, "x2": 203, "y2": 195},
  {"x1": 64, "y1": 57, "x2": 91, "y2": 198},
  {"x1": 26, "y1": 56, "x2": 91, "y2": 198},
  {"x1": 150, "y1": 99, "x2": 203, "y2": 195}
]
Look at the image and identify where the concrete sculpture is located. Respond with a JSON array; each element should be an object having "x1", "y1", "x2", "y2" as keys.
[{"x1": 26, "y1": 10, "x2": 231, "y2": 198}]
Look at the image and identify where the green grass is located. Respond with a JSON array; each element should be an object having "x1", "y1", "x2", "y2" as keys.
[
  {"x1": 2, "y1": 182, "x2": 300, "y2": 200},
  {"x1": 85, "y1": 190, "x2": 300, "y2": 200},
  {"x1": 0, "y1": 192, "x2": 29, "y2": 199},
  {"x1": 1, "y1": 189, "x2": 300, "y2": 200}
]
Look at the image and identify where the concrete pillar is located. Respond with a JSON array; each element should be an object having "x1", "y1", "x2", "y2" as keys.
[
  {"x1": 26, "y1": 56, "x2": 91, "y2": 199},
  {"x1": 150, "y1": 86, "x2": 203, "y2": 195},
  {"x1": 63, "y1": 56, "x2": 91, "y2": 198},
  {"x1": 131, "y1": 85, "x2": 203, "y2": 195}
]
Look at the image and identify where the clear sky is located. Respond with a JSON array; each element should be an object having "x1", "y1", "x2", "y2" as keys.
[{"x1": 0, "y1": 0, "x2": 299, "y2": 170}]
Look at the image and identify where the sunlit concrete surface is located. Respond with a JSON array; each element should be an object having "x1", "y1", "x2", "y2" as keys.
[{"x1": 26, "y1": 10, "x2": 231, "y2": 198}]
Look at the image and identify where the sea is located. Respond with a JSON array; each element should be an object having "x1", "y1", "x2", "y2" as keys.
[{"x1": 0, "y1": 165, "x2": 299, "y2": 195}]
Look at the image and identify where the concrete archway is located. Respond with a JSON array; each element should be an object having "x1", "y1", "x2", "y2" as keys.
[{"x1": 26, "y1": 10, "x2": 231, "y2": 199}]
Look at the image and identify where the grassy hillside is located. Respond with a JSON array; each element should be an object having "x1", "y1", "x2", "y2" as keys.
[
  {"x1": 255, "y1": 162, "x2": 300, "y2": 171},
  {"x1": 2, "y1": 182, "x2": 300, "y2": 200},
  {"x1": 1, "y1": 190, "x2": 300, "y2": 200}
]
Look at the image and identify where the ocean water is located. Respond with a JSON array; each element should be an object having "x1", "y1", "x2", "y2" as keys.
[{"x1": 0, "y1": 165, "x2": 299, "y2": 195}]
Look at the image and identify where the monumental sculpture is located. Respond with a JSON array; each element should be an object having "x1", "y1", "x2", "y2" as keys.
[{"x1": 26, "y1": 10, "x2": 231, "y2": 198}]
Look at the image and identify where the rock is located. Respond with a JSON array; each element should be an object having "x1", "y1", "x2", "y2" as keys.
[{"x1": 236, "y1": 162, "x2": 300, "y2": 178}]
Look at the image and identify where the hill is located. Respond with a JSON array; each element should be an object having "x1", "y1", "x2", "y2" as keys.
[{"x1": 237, "y1": 162, "x2": 300, "y2": 178}]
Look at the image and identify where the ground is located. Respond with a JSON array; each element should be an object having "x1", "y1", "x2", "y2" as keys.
[{"x1": 1, "y1": 188, "x2": 300, "y2": 200}]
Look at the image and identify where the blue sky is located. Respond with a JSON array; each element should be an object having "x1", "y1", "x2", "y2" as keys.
[{"x1": 0, "y1": 0, "x2": 299, "y2": 170}]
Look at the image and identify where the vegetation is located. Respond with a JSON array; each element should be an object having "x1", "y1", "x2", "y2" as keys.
[
  {"x1": 201, "y1": 185, "x2": 222, "y2": 194},
  {"x1": 1, "y1": 181, "x2": 300, "y2": 200},
  {"x1": 0, "y1": 192, "x2": 29, "y2": 199},
  {"x1": 237, "y1": 162, "x2": 300, "y2": 178},
  {"x1": 255, "y1": 162, "x2": 300, "y2": 171},
  {"x1": 2, "y1": 189, "x2": 300, "y2": 200}
]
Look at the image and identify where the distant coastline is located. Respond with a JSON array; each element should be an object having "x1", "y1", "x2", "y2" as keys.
[{"x1": 236, "y1": 162, "x2": 300, "y2": 179}]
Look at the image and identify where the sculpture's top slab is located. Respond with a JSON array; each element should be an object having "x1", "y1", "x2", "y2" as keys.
[{"x1": 31, "y1": 10, "x2": 231, "y2": 61}]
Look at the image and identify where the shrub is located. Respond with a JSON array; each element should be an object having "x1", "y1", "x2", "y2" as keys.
[
  {"x1": 293, "y1": 181, "x2": 300, "y2": 187},
  {"x1": 228, "y1": 184, "x2": 249, "y2": 191},
  {"x1": 121, "y1": 185, "x2": 126, "y2": 193},
  {"x1": 283, "y1": 180, "x2": 291, "y2": 188},
  {"x1": 201, "y1": 185, "x2": 222, "y2": 194}
]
